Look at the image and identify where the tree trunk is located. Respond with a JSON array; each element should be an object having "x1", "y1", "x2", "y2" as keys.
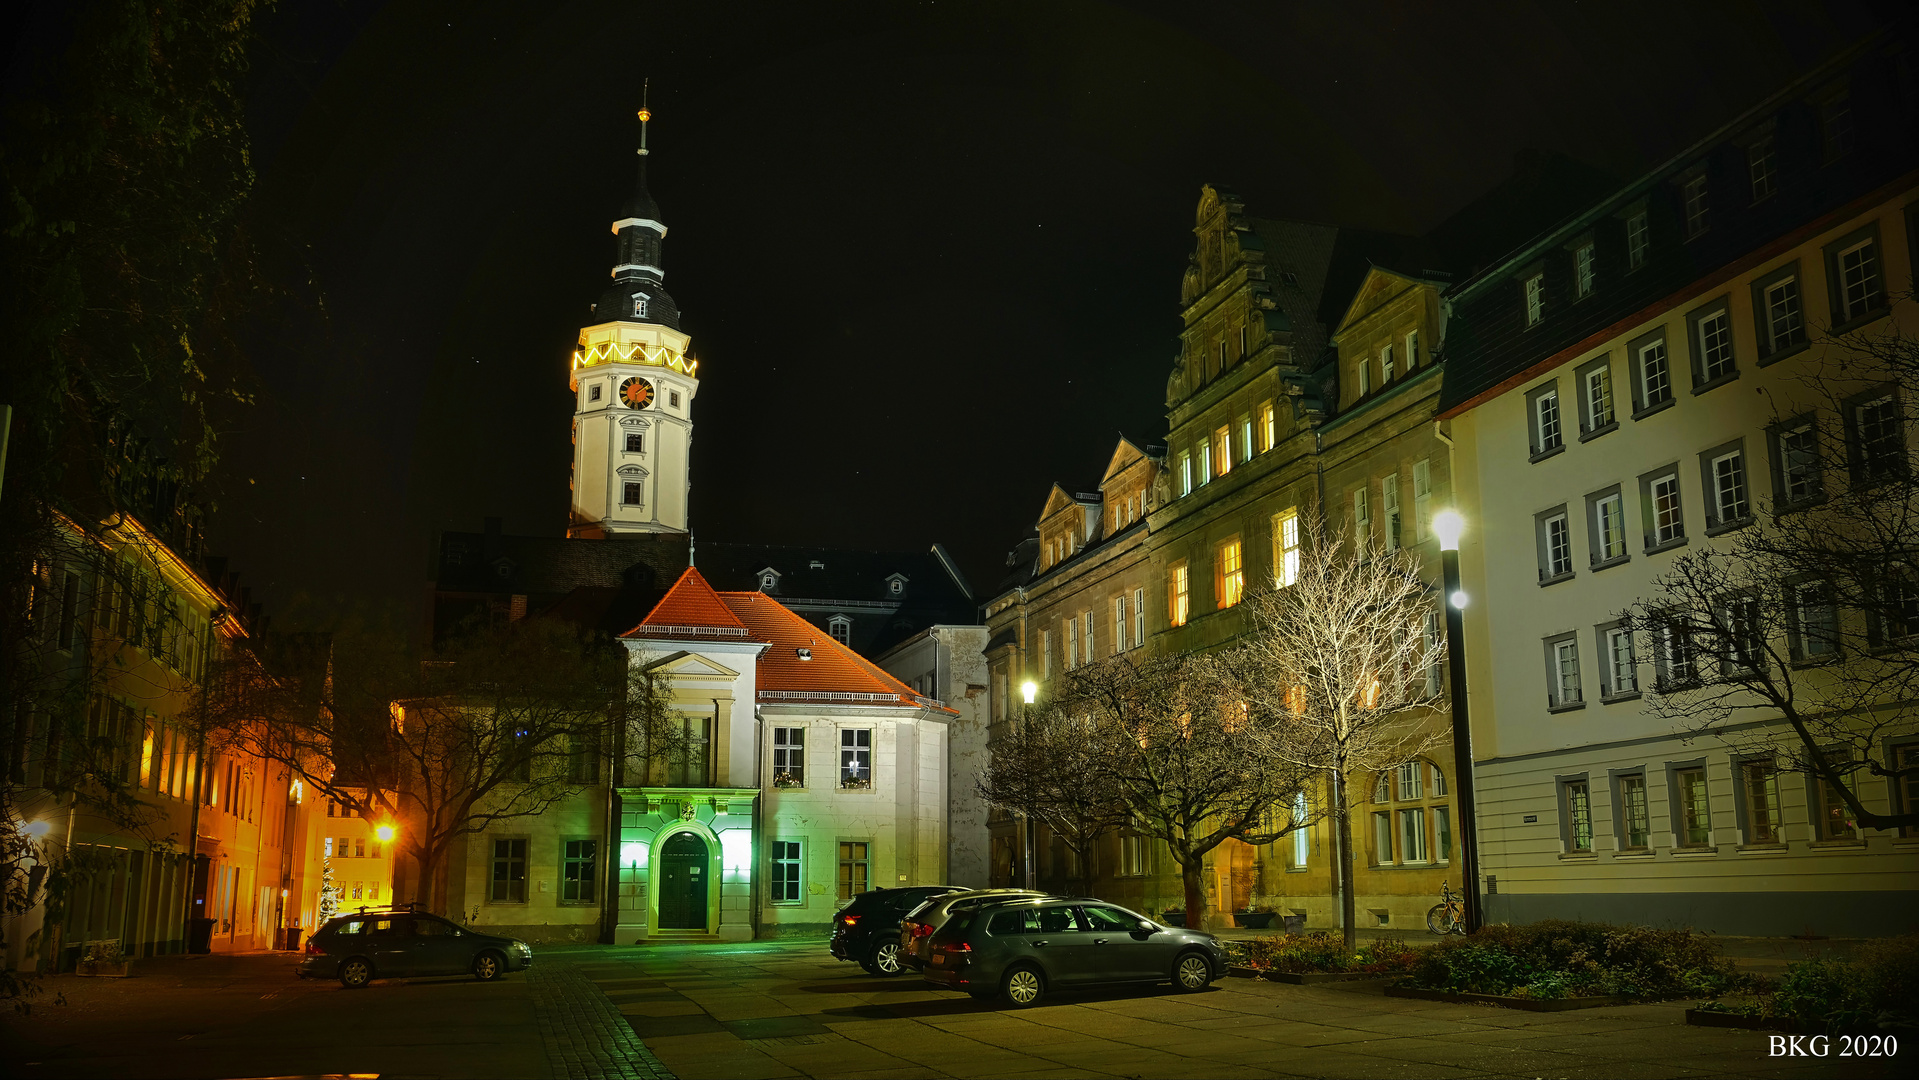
[
  {"x1": 1180, "y1": 856, "x2": 1207, "y2": 930},
  {"x1": 1332, "y1": 770, "x2": 1356, "y2": 951}
]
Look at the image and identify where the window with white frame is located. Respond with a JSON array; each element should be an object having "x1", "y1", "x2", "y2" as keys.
[
  {"x1": 1382, "y1": 474, "x2": 1401, "y2": 551},
  {"x1": 772, "y1": 727, "x2": 804, "y2": 787},
  {"x1": 1683, "y1": 174, "x2": 1710, "y2": 237},
  {"x1": 1563, "y1": 779, "x2": 1594, "y2": 852},
  {"x1": 1637, "y1": 338, "x2": 1672, "y2": 411},
  {"x1": 1358, "y1": 355, "x2": 1372, "y2": 396},
  {"x1": 1591, "y1": 489, "x2": 1627, "y2": 564},
  {"x1": 1217, "y1": 537, "x2": 1244, "y2": 609},
  {"x1": 1648, "y1": 471, "x2": 1684, "y2": 547},
  {"x1": 1656, "y1": 617, "x2": 1696, "y2": 688},
  {"x1": 1273, "y1": 509, "x2": 1301, "y2": 587},
  {"x1": 1675, "y1": 766, "x2": 1712, "y2": 847},
  {"x1": 1380, "y1": 344, "x2": 1395, "y2": 383},
  {"x1": 1065, "y1": 616, "x2": 1078, "y2": 670},
  {"x1": 1548, "y1": 634, "x2": 1582, "y2": 706},
  {"x1": 1605, "y1": 624, "x2": 1638, "y2": 696},
  {"x1": 1626, "y1": 210, "x2": 1650, "y2": 269},
  {"x1": 622, "y1": 481, "x2": 644, "y2": 507},
  {"x1": 1213, "y1": 425, "x2": 1231, "y2": 477},
  {"x1": 1790, "y1": 581, "x2": 1838, "y2": 662},
  {"x1": 1399, "y1": 808, "x2": 1429, "y2": 862},
  {"x1": 1821, "y1": 93, "x2": 1854, "y2": 160},
  {"x1": 1774, "y1": 419, "x2": 1821, "y2": 504},
  {"x1": 1424, "y1": 609, "x2": 1444, "y2": 697},
  {"x1": 1741, "y1": 759, "x2": 1782, "y2": 844},
  {"x1": 1524, "y1": 272, "x2": 1544, "y2": 326},
  {"x1": 1584, "y1": 362, "x2": 1614, "y2": 431},
  {"x1": 1260, "y1": 402, "x2": 1276, "y2": 451},
  {"x1": 1112, "y1": 595, "x2": 1126, "y2": 654},
  {"x1": 1707, "y1": 448, "x2": 1749, "y2": 526},
  {"x1": 1352, "y1": 487, "x2": 1371, "y2": 543},
  {"x1": 1120, "y1": 832, "x2": 1149, "y2": 876},
  {"x1": 1762, "y1": 275, "x2": 1804, "y2": 354},
  {"x1": 1405, "y1": 329, "x2": 1420, "y2": 370},
  {"x1": 625, "y1": 431, "x2": 645, "y2": 453},
  {"x1": 1531, "y1": 385, "x2": 1562, "y2": 455},
  {"x1": 1179, "y1": 452, "x2": 1192, "y2": 496},
  {"x1": 1721, "y1": 594, "x2": 1764, "y2": 675},
  {"x1": 840, "y1": 729, "x2": 872, "y2": 787},
  {"x1": 1574, "y1": 241, "x2": 1595, "y2": 298},
  {"x1": 1168, "y1": 563, "x2": 1189, "y2": 628},
  {"x1": 1372, "y1": 810, "x2": 1394, "y2": 865},
  {"x1": 1397, "y1": 761, "x2": 1423, "y2": 800},
  {"x1": 1239, "y1": 415, "x2": 1253, "y2": 462},
  {"x1": 1539, "y1": 510, "x2": 1573, "y2": 581},
  {"x1": 828, "y1": 615, "x2": 852, "y2": 645},
  {"x1": 1834, "y1": 238, "x2": 1882, "y2": 323},
  {"x1": 1133, "y1": 587, "x2": 1146, "y2": 648},
  {"x1": 1618, "y1": 772, "x2": 1650, "y2": 849},
  {"x1": 771, "y1": 840, "x2": 802, "y2": 903},
  {"x1": 1695, "y1": 306, "x2": 1736, "y2": 384},
  {"x1": 1081, "y1": 611, "x2": 1094, "y2": 664},
  {"x1": 1412, "y1": 460, "x2": 1433, "y2": 542},
  {"x1": 589, "y1": 384, "x2": 603, "y2": 402},
  {"x1": 1748, "y1": 135, "x2": 1776, "y2": 201},
  {"x1": 1290, "y1": 794, "x2": 1310, "y2": 867},
  {"x1": 1040, "y1": 629, "x2": 1053, "y2": 678},
  {"x1": 1199, "y1": 440, "x2": 1213, "y2": 484},
  {"x1": 1852, "y1": 394, "x2": 1903, "y2": 482}
]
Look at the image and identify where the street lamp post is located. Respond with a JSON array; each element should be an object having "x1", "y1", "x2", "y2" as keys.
[
  {"x1": 1431, "y1": 510, "x2": 1483, "y2": 934},
  {"x1": 1020, "y1": 680, "x2": 1038, "y2": 890}
]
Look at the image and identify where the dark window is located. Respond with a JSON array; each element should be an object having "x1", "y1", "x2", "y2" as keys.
[
  {"x1": 491, "y1": 838, "x2": 528, "y2": 903},
  {"x1": 1748, "y1": 135, "x2": 1776, "y2": 201},
  {"x1": 1690, "y1": 302, "x2": 1737, "y2": 386},
  {"x1": 1683, "y1": 174, "x2": 1710, "y2": 237},
  {"x1": 566, "y1": 731, "x2": 599, "y2": 784},
  {"x1": 1789, "y1": 582, "x2": 1839, "y2": 662},
  {"x1": 1527, "y1": 382, "x2": 1562, "y2": 457},
  {"x1": 1826, "y1": 229, "x2": 1884, "y2": 326},
  {"x1": 1850, "y1": 393, "x2": 1904, "y2": 483},
  {"x1": 624, "y1": 432, "x2": 644, "y2": 453},
  {"x1": 1821, "y1": 93, "x2": 1854, "y2": 160},
  {"x1": 1770, "y1": 417, "x2": 1822, "y2": 507},
  {"x1": 562, "y1": 839, "x2": 597, "y2": 903},
  {"x1": 1741, "y1": 759, "x2": 1782, "y2": 844},
  {"x1": 622, "y1": 481, "x2": 643, "y2": 506},
  {"x1": 771, "y1": 840, "x2": 801, "y2": 902}
]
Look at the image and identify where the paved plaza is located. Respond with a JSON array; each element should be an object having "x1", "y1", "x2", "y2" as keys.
[{"x1": 0, "y1": 941, "x2": 1900, "y2": 1079}]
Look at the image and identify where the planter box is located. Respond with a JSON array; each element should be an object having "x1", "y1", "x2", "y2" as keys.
[
  {"x1": 1234, "y1": 912, "x2": 1276, "y2": 930},
  {"x1": 1227, "y1": 965, "x2": 1261, "y2": 979},
  {"x1": 76, "y1": 962, "x2": 130, "y2": 978},
  {"x1": 1685, "y1": 1008, "x2": 1809, "y2": 1033},
  {"x1": 1385, "y1": 985, "x2": 1625, "y2": 1011},
  {"x1": 1266, "y1": 970, "x2": 1395, "y2": 985}
]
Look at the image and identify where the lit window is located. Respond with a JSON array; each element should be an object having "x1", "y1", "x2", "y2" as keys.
[
  {"x1": 1259, "y1": 401, "x2": 1276, "y2": 452},
  {"x1": 1169, "y1": 563, "x2": 1190, "y2": 627},
  {"x1": 1217, "y1": 539, "x2": 1244, "y2": 609},
  {"x1": 1213, "y1": 426, "x2": 1231, "y2": 477},
  {"x1": 1273, "y1": 510, "x2": 1300, "y2": 587},
  {"x1": 839, "y1": 729, "x2": 872, "y2": 787}
]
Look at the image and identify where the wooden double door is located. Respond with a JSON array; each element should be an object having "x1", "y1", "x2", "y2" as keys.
[{"x1": 657, "y1": 832, "x2": 710, "y2": 930}]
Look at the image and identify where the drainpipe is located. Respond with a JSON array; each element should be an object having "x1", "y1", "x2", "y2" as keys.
[{"x1": 751, "y1": 705, "x2": 765, "y2": 942}]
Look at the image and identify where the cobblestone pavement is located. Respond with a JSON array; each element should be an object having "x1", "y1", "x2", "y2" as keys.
[{"x1": 532, "y1": 950, "x2": 678, "y2": 1080}]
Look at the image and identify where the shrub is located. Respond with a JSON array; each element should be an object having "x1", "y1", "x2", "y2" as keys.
[
  {"x1": 1705, "y1": 935, "x2": 1919, "y2": 1033},
  {"x1": 1228, "y1": 932, "x2": 1419, "y2": 975},
  {"x1": 1403, "y1": 920, "x2": 1743, "y2": 1001}
]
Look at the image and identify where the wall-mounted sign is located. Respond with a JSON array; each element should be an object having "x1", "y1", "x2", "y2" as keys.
[{"x1": 1522, "y1": 815, "x2": 1538, "y2": 823}]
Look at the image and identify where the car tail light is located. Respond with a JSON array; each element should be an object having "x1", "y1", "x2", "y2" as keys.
[
  {"x1": 304, "y1": 940, "x2": 325, "y2": 956},
  {"x1": 935, "y1": 941, "x2": 971, "y2": 955},
  {"x1": 838, "y1": 914, "x2": 860, "y2": 926},
  {"x1": 911, "y1": 923, "x2": 934, "y2": 938}
]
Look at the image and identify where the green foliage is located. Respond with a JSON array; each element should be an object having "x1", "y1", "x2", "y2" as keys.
[
  {"x1": 1403, "y1": 920, "x2": 1744, "y2": 1001},
  {"x1": 1702, "y1": 935, "x2": 1919, "y2": 1034},
  {"x1": 1227, "y1": 932, "x2": 1420, "y2": 975}
]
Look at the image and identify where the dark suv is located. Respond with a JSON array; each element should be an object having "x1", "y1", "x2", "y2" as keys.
[
  {"x1": 297, "y1": 908, "x2": 533, "y2": 988},
  {"x1": 829, "y1": 886, "x2": 960, "y2": 976},
  {"x1": 921, "y1": 896, "x2": 1225, "y2": 1007}
]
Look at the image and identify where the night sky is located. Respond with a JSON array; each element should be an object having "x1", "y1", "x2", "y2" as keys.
[{"x1": 211, "y1": 0, "x2": 1889, "y2": 629}]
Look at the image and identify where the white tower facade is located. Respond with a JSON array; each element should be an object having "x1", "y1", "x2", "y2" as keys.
[{"x1": 566, "y1": 108, "x2": 699, "y2": 539}]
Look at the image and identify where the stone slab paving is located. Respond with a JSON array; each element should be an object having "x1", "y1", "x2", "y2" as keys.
[{"x1": 562, "y1": 940, "x2": 1906, "y2": 1080}]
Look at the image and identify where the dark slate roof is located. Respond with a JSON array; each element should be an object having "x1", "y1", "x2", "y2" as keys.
[
  {"x1": 620, "y1": 161, "x2": 662, "y2": 222},
  {"x1": 592, "y1": 276, "x2": 681, "y2": 331},
  {"x1": 1437, "y1": 32, "x2": 1917, "y2": 417},
  {"x1": 990, "y1": 535, "x2": 1041, "y2": 598},
  {"x1": 430, "y1": 529, "x2": 977, "y2": 656}
]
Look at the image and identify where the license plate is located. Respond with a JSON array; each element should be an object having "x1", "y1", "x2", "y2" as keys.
[{"x1": 930, "y1": 954, "x2": 944, "y2": 965}]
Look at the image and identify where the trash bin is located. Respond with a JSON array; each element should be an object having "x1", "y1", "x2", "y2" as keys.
[
  {"x1": 188, "y1": 916, "x2": 216, "y2": 954},
  {"x1": 280, "y1": 927, "x2": 303, "y2": 951},
  {"x1": 1280, "y1": 914, "x2": 1306, "y2": 934}
]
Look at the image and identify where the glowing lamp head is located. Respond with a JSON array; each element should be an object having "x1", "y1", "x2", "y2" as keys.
[
  {"x1": 637, "y1": 108, "x2": 652, "y2": 122},
  {"x1": 1450, "y1": 590, "x2": 1470, "y2": 610},
  {"x1": 1432, "y1": 509, "x2": 1465, "y2": 552},
  {"x1": 1021, "y1": 680, "x2": 1038, "y2": 705},
  {"x1": 19, "y1": 820, "x2": 52, "y2": 839},
  {"x1": 374, "y1": 824, "x2": 396, "y2": 843}
]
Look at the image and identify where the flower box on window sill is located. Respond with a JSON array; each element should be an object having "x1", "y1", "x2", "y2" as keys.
[
  {"x1": 839, "y1": 777, "x2": 872, "y2": 790},
  {"x1": 771, "y1": 773, "x2": 804, "y2": 790}
]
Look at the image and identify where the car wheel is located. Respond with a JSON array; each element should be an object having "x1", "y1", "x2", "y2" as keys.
[
  {"x1": 1002, "y1": 965, "x2": 1045, "y2": 1008},
  {"x1": 1171, "y1": 951, "x2": 1213, "y2": 992},
  {"x1": 870, "y1": 940, "x2": 904, "y2": 977},
  {"x1": 339, "y1": 957, "x2": 373, "y2": 989},
  {"x1": 473, "y1": 951, "x2": 503, "y2": 981}
]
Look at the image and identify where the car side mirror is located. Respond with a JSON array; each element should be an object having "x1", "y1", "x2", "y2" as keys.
[{"x1": 1138, "y1": 919, "x2": 1158, "y2": 933}]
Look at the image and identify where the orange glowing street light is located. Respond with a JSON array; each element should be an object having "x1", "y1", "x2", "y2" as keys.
[{"x1": 374, "y1": 823, "x2": 397, "y2": 843}]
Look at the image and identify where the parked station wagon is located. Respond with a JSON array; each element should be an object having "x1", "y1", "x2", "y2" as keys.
[
  {"x1": 298, "y1": 908, "x2": 533, "y2": 988},
  {"x1": 921, "y1": 896, "x2": 1225, "y2": 1006}
]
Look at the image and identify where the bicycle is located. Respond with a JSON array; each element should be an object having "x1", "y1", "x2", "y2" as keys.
[{"x1": 1426, "y1": 882, "x2": 1466, "y2": 935}]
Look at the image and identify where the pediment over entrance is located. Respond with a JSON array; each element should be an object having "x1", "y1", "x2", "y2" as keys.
[{"x1": 643, "y1": 650, "x2": 742, "y2": 679}]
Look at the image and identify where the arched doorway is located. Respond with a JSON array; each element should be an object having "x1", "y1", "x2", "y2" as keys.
[{"x1": 657, "y1": 832, "x2": 709, "y2": 930}]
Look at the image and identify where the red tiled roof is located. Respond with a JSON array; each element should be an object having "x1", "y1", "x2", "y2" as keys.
[
  {"x1": 718, "y1": 591, "x2": 954, "y2": 713},
  {"x1": 621, "y1": 567, "x2": 750, "y2": 637}
]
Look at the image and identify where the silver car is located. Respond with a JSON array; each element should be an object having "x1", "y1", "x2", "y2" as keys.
[{"x1": 898, "y1": 888, "x2": 1047, "y2": 972}]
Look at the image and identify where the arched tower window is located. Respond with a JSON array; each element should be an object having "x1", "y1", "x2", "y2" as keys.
[
  {"x1": 632, "y1": 292, "x2": 650, "y2": 317},
  {"x1": 828, "y1": 615, "x2": 852, "y2": 645}
]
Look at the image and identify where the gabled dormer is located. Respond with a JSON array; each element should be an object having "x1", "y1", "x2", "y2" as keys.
[
  {"x1": 756, "y1": 566, "x2": 781, "y2": 594},
  {"x1": 1099, "y1": 437, "x2": 1161, "y2": 536},
  {"x1": 1035, "y1": 483, "x2": 1101, "y2": 572}
]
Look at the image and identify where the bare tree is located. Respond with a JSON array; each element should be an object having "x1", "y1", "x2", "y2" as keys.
[
  {"x1": 976, "y1": 708, "x2": 1131, "y2": 896},
  {"x1": 210, "y1": 616, "x2": 674, "y2": 916},
  {"x1": 1235, "y1": 514, "x2": 1448, "y2": 949},
  {"x1": 1020, "y1": 651, "x2": 1316, "y2": 930},
  {"x1": 1621, "y1": 317, "x2": 1919, "y2": 833}
]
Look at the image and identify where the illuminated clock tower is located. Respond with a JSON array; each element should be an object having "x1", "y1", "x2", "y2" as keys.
[{"x1": 566, "y1": 103, "x2": 700, "y2": 539}]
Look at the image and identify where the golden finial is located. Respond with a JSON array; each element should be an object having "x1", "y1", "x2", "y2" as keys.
[{"x1": 637, "y1": 79, "x2": 651, "y2": 156}]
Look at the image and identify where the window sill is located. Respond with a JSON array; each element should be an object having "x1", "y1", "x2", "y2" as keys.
[
  {"x1": 1538, "y1": 570, "x2": 1576, "y2": 588},
  {"x1": 1757, "y1": 341, "x2": 1809, "y2": 368},
  {"x1": 1644, "y1": 536, "x2": 1687, "y2": 557},
  {"x1": 1579, "y1": 421, "x2": 1619, "y2": 443},
  {"x1": 1529, "y1": 444, "x2": 1567, "y2": 465},
  {"x1": 1808, "y1": 839, "x2": 1866, "y2": 850},
  {"x1": 1589, "y1": 554, "x2": 1630, "y2": 573},
  {"x1": 1599, "y1": 690, "x2": 1643, "y2": 705},
  {"x1": 1828, "y1": 309, "x2": 1890, "y2": 337},
  {"x1": 1558, "y1": 851, "x2": 1599, "y2": 861},
  {"x1": 1704, "y1": 517, "x2": 1754, "y2": 538},
  {"x1": 1691, "y1": 370, "x2": 1741, "y2": 396},
  {"x1": 1613, "y1": 849, "x2": 1654, "y2": 860},
  {"x1": 1631, "y1": 398, "x2": 1676, "y2": 422},
  {"x1": 1672, "y1": 847, "x2": 1719, "y2": 858},
  {"x1": 1548, "y1": 700, "x2": 1586, "y2": 714},
  {"x1": 1736, "y1": 843, "x2": 1788, "y2": 854}
]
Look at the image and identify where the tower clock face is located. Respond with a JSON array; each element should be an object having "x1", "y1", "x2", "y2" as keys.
[{"x1": 619, "y1": 376, "x2": 655, "y2": 410}]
